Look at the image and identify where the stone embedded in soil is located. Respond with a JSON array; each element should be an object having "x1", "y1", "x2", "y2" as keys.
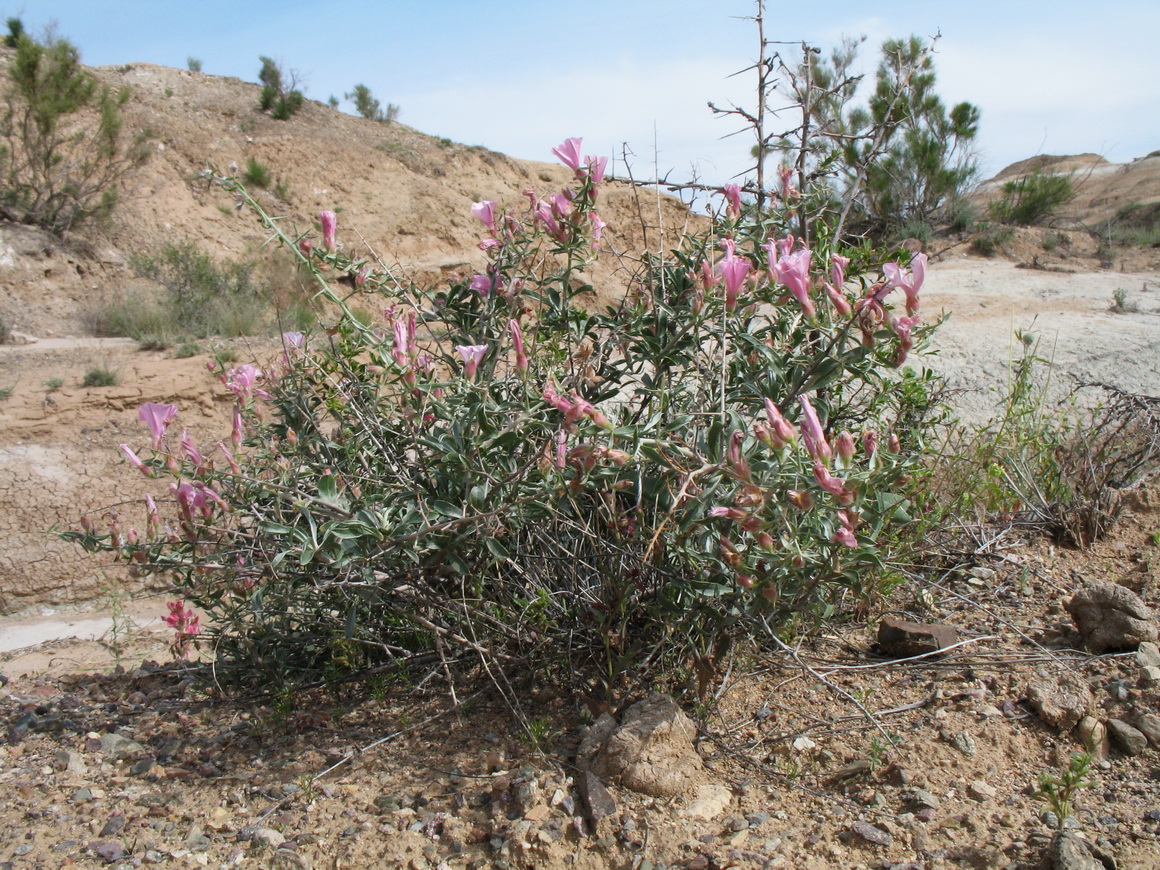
[
  {"x1": 1078, "y1": 716, "x2": 1108, "y2": 757},
  {"x1": 578, "y1": 770, "x2": 617, "y2": 832},
  {"x1": 876, "y1": 616, "x2": 959, "y2": 659},
  {"x1": 968, "y1": 780, "x2": 997, "y2": 801},
  {"x1": 1048, "y1": 830, "x2": 1118, "y2": 870},
  {"x1": 846, "y1": 820, "x2": 892, "y2": 847},
  {"x1": 680, "y1": 783, "x2": 733, "y2": 820},
  {"x1": 1136, "y1": 713, "x2": 1160, "y2": 748},
  {"x1": 100, "y1": 731, "x2": 146, "y2": 758},
  {"x1": 1139, "y1": 665, "x2": 1160, "y2": 688},
  {"x1": 587, "y1": 693, "x2": 703, "y2": 798},
  {"x1": 1064, "y1": 582, "x2": 1159, "y2": 653},
  {"x1": 1137, "y1": 641, "x2": 1160, "y2": 668},
  {"x1": 1107, "y1": 718, "x2": 1148, "y2": 756},
  {"x1": 1026, "y1": 672, "x2": 1095, "y2": 732}
]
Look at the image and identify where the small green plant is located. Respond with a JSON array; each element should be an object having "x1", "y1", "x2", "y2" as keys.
[
  {"x1": 211, "y1": 345, "x2": 239, "y2": 368},
  {"x1": 0, "y1": 385, "x2": 12, "y2": 401},
  {"x1": 163, "y1": 87, "x2": 173, "y2": 99},
  {"x1": 969, "y1": 226, "x2": 1012, "y2": 257},
  {"x1": 327, "y1": 95, "x2": 339, "y2": 109},
  {"x1": 345, "y1": 83, "x2": 398, "y2": 123},
  {"x1": 136, "y1": 335, "x2": 172, "y2": 351},
  {"x1": 1148, "y1": 532, "x2": 1160, "y2": 546},
  {"x1": 257, "y1": 56, "x2": 304, "y2": 120},
  {"x1": 242, "y1": 157, "x2": 272, "y2": 189},
  {"x1": 989, "y1": 171, "x2": 1075, "y2": 226},
  {"x1": 1040, "y1": 231, "x2": 1070, "y2": 252},
  {"x1": 1107, "y1": 202, "x2": 1160, "y2": 248},
  {"x1": 1110, "y1": 288, "x2": 1136, "y2": 314},
  {"x1": 273, "y1": 178, "x2": 291, "y2": 201},
  {"x1": 867, "y1": 734, "x2": 900, "y2": 772},
  {"x1": 44, "y1": 377, "x2": 64, "y2": 392},
  {"x1": 98, "y1": 584, "x2": 137, "y2": 669},
  {"x1": 173, "y1": 342, "x2": 201, "y2": 358},
  {"x1": 945, "y1": 199, "x2": 979, "y2": 234},
  {"x1": 82, "y1": 367, "x2": 117, "y2": 387},
  {"x1": 1032, "y1": 752, "x2": 1093, "y2": 830},
  {"x1": 522, "y1": 717, "x2": 557, "y2": 755},
  {"x1": 0, "y1": 313, "x2": 9, "y2": 343},
  {"x1": 187, "y1": 57, "x2": 202, "y2": 73}
]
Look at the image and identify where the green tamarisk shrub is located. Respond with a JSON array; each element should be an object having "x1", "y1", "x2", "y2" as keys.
[
  {"x1": 68, "y1": 138, "x2": 944, "y2": 690},
  {"x1": 0, "y1": 18, "x2": 151, "y2": 234}
]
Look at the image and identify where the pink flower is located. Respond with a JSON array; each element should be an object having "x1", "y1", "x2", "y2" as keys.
[
  {"x1": 165, "y1": 600, "x2": 201, "y2": 660},
  {"x1": 584, "y1": 154, "x2": 608, "y2": 188},
  {"x1": 469, "y1": 273, "x2": 494, "y2": 296},
  {"x1": 552, "y1": 137, "x2": 584, "y2": 172},
  {"x1": 549, "y1": 191, "x2": 574, "y2": 219},
  {"x1": 830, "y1": 254, "x2": 850, "y2": 288},
  {"x1": 721, "y1": 183, "x2": 742, "y2": 218},
  {"x1": 709, "y1": 505, "x2": 748, "y2": 521},
  {"x1": 590, "y1": 211, "x2": 607, "y2": 244},
  {"x1": 887, "y1": 433, "x2": 902, "y2": 453},
  {"x1": 831, "y1": 509, "x2": 859, "y2": 548},
  {"x1": 717, "y1": 239, "x2": 751, "y2": 312},
  {"x1": 889, "y1": 314, "x2": 921, "y2": 366},
  {"x1": 456, "y1": 344, "x2": 488, "y2": 380},
  {"x1": 726, "y1": 429, "x2": 752, "y2": 481},
  {"x1": 180, "y1": 428, "x2": 205, "y2": 469},
  {"x1": 862, "y1": 429, "x2": 878, "y2": 457},
  {"x1": 883, "y1": 253, "x2": 927, "y2": 316},
  {"x1": 532, "y1": 201, "x2": 563, "y2": 240},
  {"x1": 231, "y1": 405, "x2": 244, "y2": 448},
  {"x1": 771, "y1": 243, "x2": 815, "y2": 318},
  {"x1": 835, "y1": 430, "x2": 856, "y2": 463},
  {"x1": 763, "y1": 398, "x2": 798, "y2": 448},
  {"x1": 797, "y1": 395, "x2": 832, "y2": 463},
  {"x1": 138, "y1": 403, "x2": 178, "y2": 450},
  {"x1": 119, "y1": 444, "x2": 152, "y2": 477},
  {"x1": 509, "y1": 319, "x2": 528, "y2": 375},
  {"x1": 144, "y1": 493, "x2": 159, "y2": 536},
  {"x1": 282, "y1": 331, "x2": 304, "y2": 348},
  {"x1": 470, "y1": 200, "x2": 498, "y2": 233},
  {"x1": 813, "y1": 461, "x2": 853, "y2": 504},
  {"x1": 778, "y1": 164, "x2": 798, "y2": 198},
  {"x1": 226, "y1": 364, "x2": 265, "y2": 400},
  {"x1": 554, "y1": 429, "x2": 567, "y2": 469},
  {"x1": 319, "y1": 210, "x2": 337, "y2": 251},
  {"x1": 822, "y1": 282, "x2": 852, "y2": 316}
]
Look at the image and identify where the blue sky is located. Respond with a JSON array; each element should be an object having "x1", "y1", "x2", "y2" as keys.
[{"x1": 6, "y1": 1, "x2": 1158, "y2": 187}]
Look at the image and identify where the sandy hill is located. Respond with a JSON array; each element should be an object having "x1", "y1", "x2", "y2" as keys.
[{"x1": 0, "y1": 59, "x2": 694, "y2": 340}]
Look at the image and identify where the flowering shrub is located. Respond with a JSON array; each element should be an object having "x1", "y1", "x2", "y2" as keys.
[{"x1": 67, "y1": 138, "x2": 943, "y2": 688}]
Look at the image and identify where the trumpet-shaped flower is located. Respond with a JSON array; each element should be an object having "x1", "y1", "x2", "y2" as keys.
[
  {"x1": 319, "y1": 210, "x2": 337, "y2": 251},
  {"x1": 584, "y1": 154, "x2": 608, "y2": 187},
  {"x1": 726, "y1": 429, "x2": 752, "y2": 481},
  {"x1": 721, "y1": 183, "x2": 742, "y2": 218},
  {"x1": 830, "y1": 254, "x2": 850, "y2": 288},
  {"x1": 119, "y1": 444, "x2": 152, "y2": 477},
  {"x1": 717, "y1": 239, "x2": 751, "y2": 311},
  {"x1": 763, "y1": 398, "x2": 798, "y2": 448},
  {"x1": 456, "y1": 344, "x2": 488, "y2": 380},
  {"x1": 883, "y1": 252, "x2": 927, "y2": 316},
  {"x1": 138, "y1": 402, "x2": 178, "y2": 450},
  {"x1": 813, "y1": 461, "x2": 853, "y2": 504},
  {"x1": 552, "y1": 137, "x2": 583, "y2": 172},
  {"x1": 773, "y1": 246, "x2": 815, "y2": 318},
  {"x1": 470, "y1": 200, "x2": 498, "y2": 233},
  {"x1": 509, "y1": 319, "x2": 528, "y2": 375},
  {"x1": 797, "y1": 395, "x2": 832, "y2": 463}
]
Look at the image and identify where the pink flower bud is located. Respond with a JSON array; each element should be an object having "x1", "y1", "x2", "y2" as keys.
[
  {"x1": 862, "y1": 429, "x2": 878, "y2": 457},
  {"x1": 835, "y1": 430, "x2": 856, "y2": 463},
  {"x1": 786, "y1": 489, "x2": 814, "y2": 510},
  {"x1": 797, "y1": 395, "x2": 832, "y2": 463},
  {"x1": 319, "y1": 210, "x2": 337, "y2": 252}
]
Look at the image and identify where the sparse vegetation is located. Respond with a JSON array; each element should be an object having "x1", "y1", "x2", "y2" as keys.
[
  {"x1": 969, "y1": 225, "x2": 1013, "y2": 257},
  {"x1": 257, "y1": 56, "x2": 304, "y2": 120},
  {"x1": 988, "y1": 170, "x2": 1075, "y2": 226},
  {"x1": 0, "y1": 385, "x2": 12, "y2": 401},
  {"x1": 186, "y1": 57, "x2": 202, "y2": 73},
  {"x1": 345, "y1": 83, "x2": 398, "y2": 124},
  {"x1": 81, "y1": 367, "x2": 117, "y2": 387},
  {"x1": 1110, "y1": 287, "x2": 1137, "y2": 313},
  {"x1": 0, "y1": 18, "x2": 152, "y2": 234},
  {"x1": 1108, "y1": 202, "x2": 1160, "y2": 248},
  {"x1": 0, "y1": 313, "x2": 9, "y2": 344},
  {"x1": 242, "y1": 157, "x2": 272, "y2": 189},
  {"x1": 43, "y1": 377, "x2": 64, "y2": 392},
  {"x1": 174, "y1": 341, "x2": 201, "y2": 358}
]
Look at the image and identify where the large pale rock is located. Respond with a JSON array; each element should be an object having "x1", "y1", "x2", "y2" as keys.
[
  {"x1": 1048, "y1": 831, "x2": 1117, "y2": 870},
  {"x1": 1065, "y1": 583, "x2": 1158, "y2": 653},
  {"x1": 1026, "y1": 673, "x2": 1094, "y2": 732},
  {"x1": 587, "y1": 693, "x2": 703, "y2": 798}
]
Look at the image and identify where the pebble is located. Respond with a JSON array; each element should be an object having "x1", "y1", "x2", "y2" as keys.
[
  {"x1": 1136, "y1": 641, "x2": 1160, "y2": 668},
  {"x1": 1106, "y1": 679, "x2": 1132, "y2": 702},
  {"x1": 968, "y1": 780, "x2": 997, "y2": 802},
  {"x1": 1107, "y1": 718, "x2": 1148, "y2": 756},
  {"x1": 949, "y1": 730, "x2": 977, "y2": 757},
  {"x1": 847, "y1": 820, "x2": 892, "y2": 846}
]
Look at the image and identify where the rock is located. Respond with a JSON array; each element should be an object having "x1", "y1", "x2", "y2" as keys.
[
  {"x1": 907, "y1": 789, "x2": 941, "y2": 810},
  {"x1": 1065, "y1": 583, "x2": 1158, "y2": 653},
  {"x1": 876, "y1": 617, "x2": 959, "y2": 659},
  {"x1": 1078, "y1": 716, "x2": 1108, "y2": 756},
  {"x1": 968, "y1": 780, "x2": 997, "y2": 801},
  {"x1": 1106, "y1": 719, "x2": 1148, "y2": 756},
  {"x1": 1026, "y1": 673, "x2": 1095, "y2": 732},
  {"x1": 100, "y1": 732, "x2": 147, "y2": 759},
  {"x1": 99, "y1": 815, "x2": 126, "y2": 837},
  {"x1": 1048, "y1": 831, "x2": 1117, "y2": 870},
  {"x1": 947, "y1": 730, "x2": 977, "y2": 757},
  {"x1": 53, "y1": 749, "x2": 87, "y2": 775},
  {"x1": 587, "y1": 693, "x2": 703, "y2": 797},
  {"x1": 1137, "y1": 641, "x2": 1160, "y2": 668},
  {"x1": 88, "y1": 840, "x2": 126, "y2": 863},
  {"x1": 250, "y1": 828, "x2": 286, "y2": 850},
  {"x1": 1139, "y1": 666, "x2": 1160, "y2": 688},
  {"x1": 577, "y1": 770, "x2": 617, "y2": 833},
  {"x1": 680, "y1": 783, "x2": 733, "y2": 820},
  {"x1": 848, "y1": 820, "x2": 892, "y2": 847},
  {"x1": 1136, "y1": 713, "x2": 1160, "y2": 748},
  {"x1": 575, "y1": 713, "x2": 617, "y2": 772}
]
